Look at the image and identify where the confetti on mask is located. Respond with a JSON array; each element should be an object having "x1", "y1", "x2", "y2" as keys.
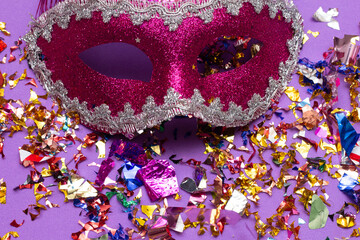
[{"x1": 197, "y1": 36, "x2": 263, "y2": 77}]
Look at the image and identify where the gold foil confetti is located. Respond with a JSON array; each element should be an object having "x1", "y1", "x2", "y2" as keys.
[
  {"x1": 8, "y1": 69, "x2": 27, "y2": 89},
  {"x1": 95, "y1": 139, "x2": 106, "y2": 158},
  {"x1": 337, "y1": 215, "x2": 355, "y2": 228},
  {"x1": 303, "y1": 34, "x2": 310, "y2": 44},
  {"x1": 291, "y1": 141, "x2": 312, "y2": 159},
  {"x1": 0, "y1": 22, "x2": 10, "y2": 36},
  {"x1": 285, "y1": 86, "x2": 301, "y2": 102},
  {"x1": 319, "y1": 139, "x2": 341, "y2": 156},
  {"x1": 307, "y1": 30, "x2": 320, "y2": 37},
  {"x1": 0, "y1": 178, "x2": 6, "y2": 204},
  {"x1": 141, "y1": 205, "x2": 158, "y2": 219},
  {"x1": 1, "y1": 232, "x2": 19, "y2": 240}
]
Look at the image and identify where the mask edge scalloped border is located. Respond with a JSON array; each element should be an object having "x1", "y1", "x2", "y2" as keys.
[{"x1": 24, "y1": 0, "x2": 303, "y2": 138}]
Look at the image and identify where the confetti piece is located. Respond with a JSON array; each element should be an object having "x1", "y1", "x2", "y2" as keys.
[
  {"x1": 332, "y1": 35, "x2": 360, "y2": 66},
  {"x1": 118, "y1": 161, "x2": 143, "y2": 191},
  {"x1": 109, "y1": 139, "x2": 148, "y2": 166},
  {"x1": 298, "y1": 218, "x2": 306, "y2": 225},
  {"x1": 315, "y1": 122, "x2": 331, "y2": 138},
  {"x1": 319, "y1": 139, "x2": 340, "y2": 156},
  {"x1": 285, "y1": 86, "x2": 301, "y2": 102},
  {"x1": 338, "y1": 173, "x2": 359, "y2": 191},
  {"x1": 95, "y1": 139, "x2": 106, "y2": 158},
  {"x1": 8, "y1": 69, "x2": 27, "y2": 89},
  {"x1": 180, "y1": 177, "x2": 198, "y2": 193},
  {"x1": 170, "y1": 214, "x2": 185, "y2": 233},
  {"x1": 95, "y1": 157, "x2": 115, "y2": 186},
  {"x1": 148, "y1": 216, "x2": 172, "y2": 240},
  {"x1": 291, "y1": 141, "x2": 312, "y2": 159},
  {"x1": 0, "y1": 178, "x2": 6, "y2": 204},
  {"x1": 337, "y1": 215, "x2": 355, "y2": 228},
  {"x1": 224, "y1": 189, "x2": 247, "y2": 214},
  {"x1": 0, "y1": 38, "x2": 6, "y2": 53},
  {"x1": 300, "y1": 104, "x2": 321, "y2": 130},
  {"x1": 307, "y1": 30, "x2": 320, "y2": 38},
  {"x1": 141, "y1": 205, "x2": 158, "y2": 219},
  {"x1": 136, "y1": 159, "x2": 179, "y2": 201},
  {"x1": 313, "y1": 7, "x2": 340, "y2": 30},
  {"x1": 59, "y1": 174, "x2": 98, "y2": 200},
  {"x1": 1, "y1": 232, "x2": 19, "y2": 240},
  {"x1": 308, "y1": 194, "x2": 329, "y2": 229},
  {"x1": 303, "y1": 34, "x2": 309, "y2": 44},
  {"x1": 19, "y1": 149, "x2": 62, "y2": 168},
  {"x1": 336, "y1": 113, "x2": 359, "y2": 161},
  {"x1": 0, "y1": 22, "x2": 10, "y2": 36},
  {"x1": 8, "y1": 39, "x2": 23, "y2": 63},
  {"x1": 106, "y1": 189, "x2": 139, "y2": 209},
  {"x1": 10, "y1": 220, "x2": 24, "y2": 228}
]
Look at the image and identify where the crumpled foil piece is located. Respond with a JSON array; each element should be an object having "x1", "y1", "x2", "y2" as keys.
[
  {"x1": 332, "y1": 35, "x2": 360, "y2": 66},
  {"x1": 313, "y1": 7, "x2": 340, "y2": 30},
  {"x1": 109, "y1": 139, "x2": 148, "y2": 166},
  {"x1": 136, "y1": 159, "x2": 179, "y2": 201}
]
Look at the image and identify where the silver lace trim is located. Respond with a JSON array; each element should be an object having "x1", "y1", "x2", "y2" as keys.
[{"x1": 24, "y1": 0, "x2": 303, "y2": 137}]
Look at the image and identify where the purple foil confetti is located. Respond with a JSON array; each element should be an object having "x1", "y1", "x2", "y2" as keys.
[{"x1": 109, "y1": 139, "x2": 148, "y2": 166}]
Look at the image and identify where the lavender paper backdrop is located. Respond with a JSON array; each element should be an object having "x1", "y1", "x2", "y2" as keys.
[{"x1": 0, "y1": 0, "x2": 360, "y2": 239}]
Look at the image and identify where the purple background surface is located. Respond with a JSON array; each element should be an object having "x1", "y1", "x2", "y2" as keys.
[
  {"x1": 0, "y1": 0, "x2": 360, "y2": 239},
  {"x1": 79, "y1": 42, "x2": 153, "y2": 82}
]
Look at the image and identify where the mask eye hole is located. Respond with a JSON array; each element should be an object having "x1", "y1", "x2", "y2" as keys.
[
  {"x1": 78, "y1": 42, "x2": 153, "y2": 82},
  {"x1": 197, "y1": 36, "x2": 263, "y2": 77}
]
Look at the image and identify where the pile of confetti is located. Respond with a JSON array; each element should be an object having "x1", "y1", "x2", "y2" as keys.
[{"x1": 1, "y1": 14, "x2": 360, "y2": 240}]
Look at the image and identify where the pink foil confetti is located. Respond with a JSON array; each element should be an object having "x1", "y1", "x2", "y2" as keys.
[
  {"x1": 95, "y1": 158, "x2": 115, "y2": 186},
  {"x1": 136, "y1": 159, "x2": 179, "y2": 201}
]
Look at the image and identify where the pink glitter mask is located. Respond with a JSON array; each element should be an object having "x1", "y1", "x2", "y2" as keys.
[{"x1": 25, "y1": 0, "x2": 303, "y2": 137}]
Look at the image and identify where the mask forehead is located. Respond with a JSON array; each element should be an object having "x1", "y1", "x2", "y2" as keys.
[{"x1": 25, "y1": 0, "x2": 303, "y2": 137}]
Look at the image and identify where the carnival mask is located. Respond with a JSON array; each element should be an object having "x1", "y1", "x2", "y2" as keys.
[{"x1": 25, "y1": 0, "x2": 303, "y2": 137}]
